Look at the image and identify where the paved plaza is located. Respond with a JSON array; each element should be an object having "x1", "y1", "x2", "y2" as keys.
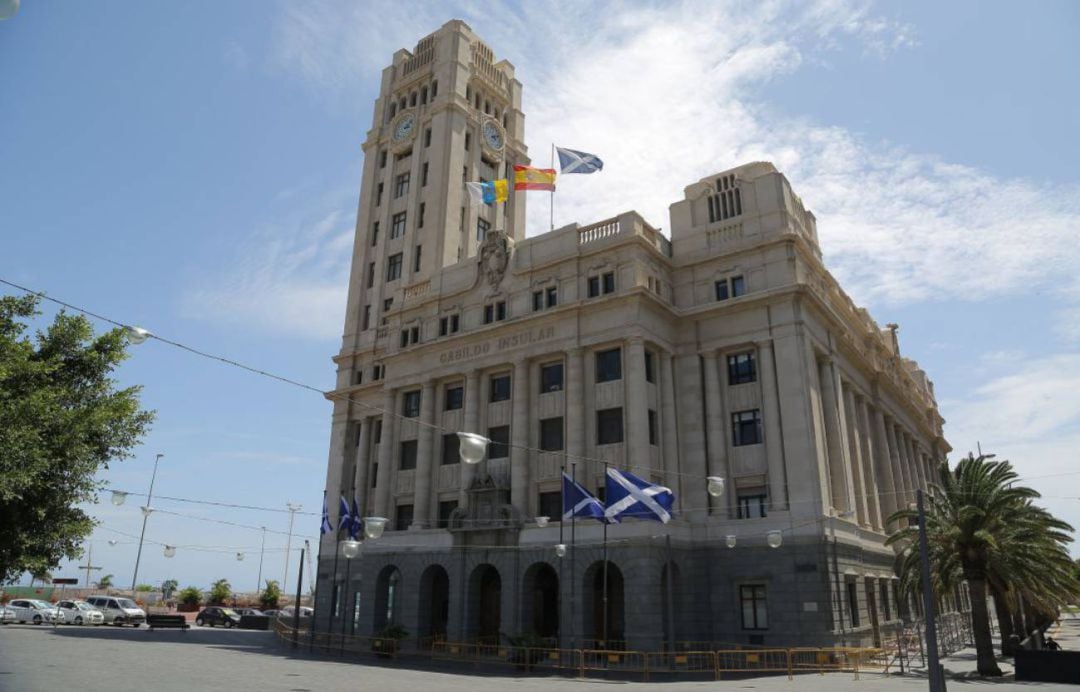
[{"x1": 1, "y1": 619, "x2": 1077, "y2": 692}]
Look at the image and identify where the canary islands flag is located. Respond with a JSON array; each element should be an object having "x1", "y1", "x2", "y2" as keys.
[
  {"x1": 465, "y1": 179, "x2": 509, "y2": 205},
  {"x1": 513, "y1": 165, "x2": 556, "y2": 191}
]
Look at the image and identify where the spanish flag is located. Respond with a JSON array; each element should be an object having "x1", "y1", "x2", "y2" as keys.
[{"x1": 513, "y1": 164, "x2": 556, "y2": 191}]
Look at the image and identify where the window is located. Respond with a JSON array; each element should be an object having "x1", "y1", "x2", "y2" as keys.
[
  {"x1": 439, "y1": 314, "x2": 460, "y2": 336},
  {"x1": 421, "y1": 162, "x2": 429, "y2": 187},
  {"x1": 715, "y1": 280, "x2": 729, "y2": 301},
  {"x1": 477, "y1": 217, "x2": 490, "y2": 242},
  {"x1": 437, "y1": 500, "x2": 457, "y2": 528},
  {"x1": 451, "y1": 314, "x2": 460, "y2": 332},
  {"x1": 383, "y1": 298, "x2": 393, "y2": 313},
  {"x1": 444, "y1": 385, "x2": 463, "y2": 411},
  {"x1": 540, "y1": 362, "x2": 563, "y2": 393},
  {"x1": 402, "y1": 390, "x2": 421, "y2": 417},
  {"x1": 413, "y1": 245, "x2": 422, "y2": 272},
  {"x1": 596, "y1": 408, "x2": 624, "y2": 445},
  {"x1": 532, "y1": 290, "x2": 544, "y2": 312},
  {"x1": 546, "y1": 286, "x2": 557, "y2": 308},
  {"x1": 595, "y1": 348, "x2": 622, "y2": 383},
  {"x1": 880, "y1": 582, "x2": 891, "y2": 621},
  {"x1": 847, "y1": 583, "x2": 860, "y2": 627},
  {"x1": 410, "y1": 325, "x2": 419, "y2": 343},
  {"x1": 490, "y1": 374, "x2": 511, "y2": 402},
  {"x1": 395, "y1": 503, "x2": 413, "y2": 530},
  {"x1": 379, "y1": 150, "x2": 387, "y2": 168},
  {"x1": 391, "y1": 212, "x2": 407, "y2": 239},
  {"x1": 488, "y1": 425, "x2": 510, "y2": 459},
  {"x1": 644, "y1": 351, "x2": 655, "y2": 383},
  {"x1": 371, "y1": 222, "x2": 379, "y2": 246},
  {"x1": 424, "y1": 128, "x2": 432, "y2": 148},
  {"x1": 400, "y1": 329, "x2": 409, "y2": 348},
  {"x1": 740, "y1": 585, "x2": 768, "y2": 630},
  {"x1": 732, "y1": 409, "x2": 762, "y2": 446},
  {"x1": 394, "y1": 173, "x2": 410, "y2": 198},
  {"x1": 483, "y1": 301, "x2": 506, "y2": 324},
  {"x1": 540, "y1": 417, "x2": 564, "y2": 451},
  {"x1": 438, "y1": 316, "x2": 448, "y2": 336},
  {"x1": 465, "y1": 132, "x2": 471, "y2": 150},
  {"x1": 538, "y1": 492, "x2": 561, "y2": 521},
  {"x1": 418, "y1": 203, "x2": 425, "y2": 228},
  {"x1": 708, "y1": 175, "x2": 743, "y2": 223},
  {"x1": 409, "y1": 91, "x2": 417, "y2": 107},
  {"x1": 386, "y1": 253, "x2": 403, "y2": 281},
  {"x1": 376, "y1": 182, "x2": 383, "y2": 206},
  {"x1": 496, "y1": 301, "x2": 506, "y2": 320},
  {"x1": 362, "y1": 305, "x2": 371, "y2": 331},
  {"x1": 399, "y1": 440, "x2": 417, "y2": 470},
  {"x1": 372, "y1": 364, "x2": 384, "y2": 382},
  {"x1": 731, "y1": 275, "x2": 746, "y2": 297},
  {"x1": 431, "y1": 80, "x2": 437, "y2": 97},
  {"x1": 716, "y1": 275, "x2": 746, "y2": 301},
  {"x1": 367, "y1": 262, "x2": 375, "y2": 288},
  {"x1": 648, "y1": 409, "x2": 658, "y2": 446},
  {"x1": 737, "y1": 490, "x2": 768, "y2": 519},
  {"x1": 588, "y1": 276, "x2": 601, "y2": 298},
  {"x1": 442, "y1": 433, "x2": 459, "y2": 465},
  {"x1": 602, "y1": 272, "x2": 616, "y2": 294},
  {"x1": 727, "y1": 352, "x2": 757, "y2": 385}
]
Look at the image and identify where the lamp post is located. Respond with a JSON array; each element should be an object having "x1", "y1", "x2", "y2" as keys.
[
  {"x1": 131, "y1": 453, "x2": 164, "y2": 592},
  {"x1": 916, "y1": 489, "x2": 943, "y2": 692},
  {"x1": 283, "y1": 503, "x2": 301, "y2": 592},
  {"x1": 256, "y1": 526, "x2": 266, "y2": 594},
  {"x1": 830, "y1": 510, "x2": 855, "y2": 647}
]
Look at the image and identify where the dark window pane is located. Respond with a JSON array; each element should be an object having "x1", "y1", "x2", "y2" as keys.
[
  {"x1": 727, "y1": 352, "x2": 757, "y2": 385},
  {"x1": 532, "y1": 291, "x2": 543, "y2": 312},
  {"x1": 490, "y1": 375, "x2": 511, "y2": 402},
  {"x1": 648, "y1": 409, "x2": 657, "y2": 446},
  {"x1": 644, "y1": 351, "x2": 655, "y2": 383},
  {"x1": 731, "y1": 275, "x2": 746, "y2": 297},
  {"x1": 444, "y1": 386, "x2": 463, "y2": 411},
  {"x1": 488, "y1": 425, "x2": 510, "y2": 459},
  {"x1": 438, "y1": 500, "x2": 457, "y2": 529},
  {"x1": 540, "y1": 363, "x2": 563, "y2": 393},
  {"x1": 540, "y1": 417, "x2": 564, "y2": 451},
  {"x1": 737, "y1": 492, "x2": 768, "y2": 519},
  {"x1": 538, "y1": 492, "x2": 561, "y2": 521},
  {"x1": 399, "y1": 440, "x2": 417, "y2": 470},
  {"x1": 732, "y1": 409, "x2": 762, "y2": 446},
  {"x1": 602, "y1": 272, "x2": 615, "y2": 294},
  {"x1": 595, "y1": 348, "x2": 622, "y2": 383},
  {"x1": 715, "y1": 280, "x2": 729, "y2": 301},
  {"x1": 546, "y1": 286, "x2": 557, "y2": 307},
  {"x1": 395, "y1": 504, "x2": 413, "y2": 530},
  {"x1": 484, "y1": 304, "x2": 494, "y2": 324},
  {"x1": 402, "y1": 390, "x2": 421, "y2": 418},
  {"x1": 588, "y1": 276, "x2": 600, "y2": 298},
  {"x1": 441, "y1": 433, "x2": 459, "y2": 465},
  {"x1": 596, "y1": 408, "x2": 624, "y2": 445},
  {"x1": 496, "y1": 301, "x2": 506, "y2": 320}
]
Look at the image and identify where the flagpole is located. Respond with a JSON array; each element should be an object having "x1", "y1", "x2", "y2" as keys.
[
  {"x1": 341, "y1": 485, "x2": 355, "y2": 642},
  {"x1": 327, "y1": 497, "x2": 342, "y2": 643},
  {"x1": 310, "y1": 491, "x2": 327, "y2": 653},
  {"x1": 570, "y1": 460, "x2": 577, "y2": 650},
  {"x1": 550, "y1": 143, "x2": 555, "y2": 231},
  {"x1": 602, "y1": 462, "x2": 609, "y2": 648},
  {"x1": 559, "y1": 463, "x2": 565, "y2": 647}
]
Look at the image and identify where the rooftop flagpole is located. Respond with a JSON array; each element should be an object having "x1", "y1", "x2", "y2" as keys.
[
  {"x1": 571, "y1": 460, "x2": 577, "y2": 649},
  {"x1": 602, "y1": 462, "x2": 609, "y2": 647},
  {"x1": 550, "y1": 143, "x2": 555, "y2": 231}
]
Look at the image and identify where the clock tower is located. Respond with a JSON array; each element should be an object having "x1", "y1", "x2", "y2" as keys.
[{"x1": 340, "y1": 20, "x2": 528, "y2": 347}]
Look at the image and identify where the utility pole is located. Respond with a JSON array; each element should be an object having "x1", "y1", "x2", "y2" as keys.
[
  {"x1": 79, "y1": 543, "x2": 102, "y2": 587},
  {"x1": 283, "y1": 503, "x2": 301, "y2": 592},
  {"x1": 131, "y1": 453, "x2": 164, "y2": 592},
  {"x1": 256, "y1": 526, "x2": 266, "y2": 594}
]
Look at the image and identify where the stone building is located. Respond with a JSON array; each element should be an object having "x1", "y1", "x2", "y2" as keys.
[{"x1": 315, "y1": 19, "x2": 950, "y2": 650}]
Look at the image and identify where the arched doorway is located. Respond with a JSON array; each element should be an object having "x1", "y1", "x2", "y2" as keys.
[
  {"x1": 373, "y1": 565, "x2": 402, "y2": 633},
  {"x1": 418, "y1": 564, "x2": 450, "y2": 639},
  {"x1": 522, "y1": 562, "x2": 559, "y2": 638},
  {"x1": 583, "y1": 561, "x2": 624, "y2": 646},
  {"x1": 468, "y1": 564, "x2": 501, "y2": 641},
  {"x1": 660, "y1": 560, "x2": 682, "y2": 646}
]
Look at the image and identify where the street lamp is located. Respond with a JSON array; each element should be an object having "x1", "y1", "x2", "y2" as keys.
[
  {"x1": 163, "y1": 545, "x2": 176, "y2": 558},
  {"x1": 457, "y1": 432, "x2": 490, "y2": 464},
  {"x1": 110, "y1": 491, "x2": 128, "y2": 506},
  {"x1": 707, "y1": 476, "x2": 726, "y2": 497},
  {"x1": 124, "y1": 326, "x2": 152, "y2": 345},
  {"x1": 363, "y1": 517, "x2": 387, "y2": 540},
  {"x1": 725, "y1": 535, "x2": 737, "y2": 549},
  {"x1": 766, "y1": 530, "x2": 783, "y2": 549},
  {"x1": 555, "y1": 543, "x2": 567, "y2": 558},
  {"x1": 131, "y1": 453, "x2": 164, "y2": 592},
  {"x1": 340, "y1": 540, "x2": 361, "y2": 559},
  {"x1": 236, "y1": 552, "x2": 245, "y2": 562},
  {"x1": 535, "y1": 516, "x2": 550, "y2": 528},
  {"x1": 282, "y1": 502, "x2": 302, "y2": 592}
]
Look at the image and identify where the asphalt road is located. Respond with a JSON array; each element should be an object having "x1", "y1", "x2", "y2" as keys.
[{"x1": 1, "y1": 621, "x2": 1078, "y2": 692}]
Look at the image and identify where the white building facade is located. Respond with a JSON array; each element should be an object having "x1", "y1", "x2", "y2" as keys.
[{"x1": 316, "y1": 20, "x2": 950, "y2": 650}]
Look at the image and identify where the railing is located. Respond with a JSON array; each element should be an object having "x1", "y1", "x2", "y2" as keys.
[
  {"x1": 403, "y1": 279, "x2": 430, "y2": 300},
  {"x1": 578, "y1": 217, "x2": 620, "y2": 245},
  {"x1": 577, "y1": 214, "x2": 672, "y2": 257}
]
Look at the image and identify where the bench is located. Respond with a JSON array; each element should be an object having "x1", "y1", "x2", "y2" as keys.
[{"x1": 146, "y1": 614, "x2": 190, "y2": 630}]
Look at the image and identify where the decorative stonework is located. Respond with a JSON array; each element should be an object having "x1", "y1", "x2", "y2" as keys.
[{"x1": 477, "y1": 229, "x2": 513, "y2": 289}]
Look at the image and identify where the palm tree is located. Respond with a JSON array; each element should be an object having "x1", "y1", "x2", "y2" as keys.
[
  {"x1": 887, "y1": 454, "x2": 1042, "y2": 676},
  {"x1": 98, "y1": 573, "x2": 113, "y2": 589}
]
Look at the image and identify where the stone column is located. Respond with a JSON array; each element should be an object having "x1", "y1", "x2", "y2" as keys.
[
  {"x1": 871, "y1": 406, "x2": 899, "y2": 530},
  {"x1": 841, "y1": 385, "x2": 869, "y2": 526},
  {"x1": 459, "y1": 370, "x2": 481, "y2": 506},
  {"x1": 659, "y1": 352, "x2": 680, "y2": 493},
  {"x1": 625, "y1": 338, "x2": 651, "y2": 477},
  {"x1": 857, "y1": 397, "x2": 883, "y2": 531},
  {"x1": 353, "y1": 418, "x2": 373, "y2": 515},
  {"x1": 905, "y1": 435, "x2": 924, "y2": 492},
  {"x1": 412, "y1": 381, "x2": 436, "y2": 528},
  {"x1": 675, "y1": 353, "x2": 707, "y2": 521},
  {"x1": 374, "y1": 389, "x2": 397, "y2": 519},
  {"x1": 510, "y1": 358, "x2": 530, "y2": 513},
  {"x1": 757, "y1": 341, "x2": 787, "y2": 511},
  {"x1": 701, "y1": 352, "x2": 729, "y2": 517},
  {"x1": 886, "y1": 421, "x2": 911, "y2": 508},
  {"x1": 819, "y1": 358, "x2": 854, "y2": 514},
  {"x1": 566, "y1": 348, "x2": 586, "y2": 464}
]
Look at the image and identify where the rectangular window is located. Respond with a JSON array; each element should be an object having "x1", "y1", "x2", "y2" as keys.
[
  {"x1": 418, "y1": 203, "x2": 425, "y2": 228},
  {"x1": 596, "y1": 407, "x2": 624, "y2": 445},
  {"x1": 400, "y1": 329, "x2": 410, "y2": 348},
  {"x1": 410, "y1": 326, "x2": 419, "y2": 344},
  {"x1": 402, "y1": 390, "x2": 421, "y2": 418},
  {"x1": 442, "y1": 433, "x2": 459, "y2": 465},
  {"x1": 370, "y1": 462, "x2": 379, "y2": 488},
  {"x1": 376, "y1": 182, "x2": 383, "y2": 206},
  {"x1": 847, "y1": 583, "x2": 860, "y2": 627},
  {"x1": 391, "y1": 212, "x2": 407, "y2": 238},
  {"x1": 371, "y1": 222, "x2": 379, "y2": 246},
  {"x1": 386, "y1": 253, "x2": 403, "y2": 281},
  {"x1": 490, "y1": 374, "x2": 511, "y2": 402},
  {"x1": 731, "y1": 275, "x2": 746, "y2": 297},
  {"x1": 367, "y1": 262, "x2": 375, "y2": 288},
  {"x1": 588, "y1": 276, "x2": 601, "y2": 298},
  {"x1": 644, "y1": 351, "x2": 655, "y2": 383},
  {"x1": 379, "y1": 150, "x2": 387, "y2": 168},
  {"x1": 732, "y1": 409, "x2": 762, "y2": 446},
  {"x1": 372, "y1": 364, "x2": 384, "y2": 382},
  {"x1": 439, "y1": 316, "x2": 448, "y2": 336},
  {"x1": 715, "y1": 280, "x2": 729, "y2": 301},
  {"x1": 438, "y1": 500, "x2": 457, "y2": 528},
  {"x1": 540, "y1": 417, "x2": 564, "y2": 451},
  {"x1": 444, "y1": 385, "x2": 463, "y2": 411},
  {"x1": 413, "y1": 245, "x2": 422, "y2": 272},
  {"x1": 465, "y1": 132, "x2": 471, "y2": 151},
  {"x1": 383, "y1": 298, "x2": 393, "y2": 313},
  {"x1": 424, "y1": 128, "x2": 432, "y2": 148},
  {"x1": 538, "y1": 492, "x2": 561, "y2": 521},
  {"x1": 727, "y1": 352, "x2": 757, "y2": 385},
  {"x1": 740, "y1": 585, "x2": 768, "y2": 630},
  {"x1": 546, "y1": 286, "x2": 557, "y2": 307},
  {"x1": 737, "y1": 490, "x2": 768, "y2": 519},
  {"x1": 362, "y1": 305, "x2": 371, "y2": 331},
  {"x1": 399, "y1": 440, "x2": 417, "y2": 470},
  {"x1": 373, "y1": 419, "x2": 382, "y2": 443},
  {"x1": 880, "y1": 582, "x2": 891, "y2": 621},
  {"x1": 395, "y1": 503, "x2": 413, "y2": 530},
  {"x1": 421, "y1": 162, "x2": 429, "y2": 186},
  {"x1": 394, "y1": 172, "x2": 410, "y2": 198},
  {"x1": 595, "y1": 348, "x2": 622, "y2": 383},
  {"x1": 477, "y1": 217, "x2": 490, "y2": 242},
  {"x1": 648, "y1": 409, "x2": 658, "y2": 446},
  {"x1": 483, "y1": 304, "x2": 494, "y2": 324},
  {"x1": 540, "y1": 362, "x2": 563, "y2": 393},
  {"x1": 602, "y1": 271, "x2": 616, "y2": 294},
  {"x1": 450, "y1": 314, "x2": 459, "y2": 332},
  {"x1": 496, "y1": 301, "x2": 506, "y2": 320},
  {"x1": 487, "y1": 425, "x2": 510, "y2": 459},
  {"x1": 532, "y1": 290, "x2": 544, "y2": 312}
]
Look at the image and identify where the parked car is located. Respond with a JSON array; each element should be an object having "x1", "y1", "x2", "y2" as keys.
[
  {"x1": 55, "y1": 600, "x2": 105, "y2": 626},
  {"x1": 276, "y1": 606, "x2": 313, "y2": 618},
  {"x1": 261, "y1": 609, "x2": 282, "y2": 618},
  {"x1": 195, "y1": 606, "x2": 241, "y2": 628},
  {"x1": 234, "y1": 608, "x2": 265, "y2": 617},
  {"x1": 6, "y1": 599, "x2": 63, "y2": 625},
  {"x1": 84, "y1": 595, "x2": 146, "y2": 627},
  {"x1": 0, "y1": 605, "x2": 17, "y2": 625}
]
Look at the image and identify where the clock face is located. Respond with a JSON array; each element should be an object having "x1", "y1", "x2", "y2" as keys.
[
  {"x1": 393, "y1": 114, "x2": 414, "y2": 142},
  {"x1": 482, "y1": 120, "x2": 503, "y2": 151}
]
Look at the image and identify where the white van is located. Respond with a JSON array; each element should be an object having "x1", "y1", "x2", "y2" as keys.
[{"x1": 85, "y1": 595, "x2": 146, "y2": 627}]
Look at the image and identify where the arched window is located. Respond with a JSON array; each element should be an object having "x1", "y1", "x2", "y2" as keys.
[
  {"x1": 484, "y1": 100, "x2": 490, "y2": 115},
  {"x1": 421, "y1": 87, "x2": 428, "y2": 105},
  {"x1": 431, "y1": 80, "x2": 438, "y2": 97},
  {"x1": 399, "y1": 97, "x2": 406, "y2": 110},
  {"x1": 410, "y1": 91, "x2": 417, "y2": 107},
  {"x1": 389, "y1": 102, "x2": 396, "y2": 118},
  {"x1": 503, "y1": 113, "x2": 508, "y2": 128}
]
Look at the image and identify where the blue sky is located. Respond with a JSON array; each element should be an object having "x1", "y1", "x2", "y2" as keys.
[{"x1": 2, "y1": 0, "x2": 1079, "y2": 591}]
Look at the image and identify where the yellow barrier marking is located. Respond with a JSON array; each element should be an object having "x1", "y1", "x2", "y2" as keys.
[
  {"x1": 817, "y1": 653, "x2": 830, "y2": 664},
  {"x1": 608, "y1": 654, "x2": 620, "y2": 663},
  {"x1": 675, "y1": 655, "x2": 688, "y2": 664}
]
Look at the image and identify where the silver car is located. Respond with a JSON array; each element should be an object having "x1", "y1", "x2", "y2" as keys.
[
  {"x1": 0, "y1": 605, "x2": 16, "y2": 625},
  {"x1": 55, "y1": 600, "x2": 105, "y2": 625},
  {"x1": 6, "y1": 599, "x2": 63, "y2": 624}
]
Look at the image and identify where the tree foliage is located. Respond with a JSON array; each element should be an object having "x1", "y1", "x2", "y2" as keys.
[
  {"x1": 259, "y1": 579, "x2": 281, "y2": 609},
  {"x1": 178, "y1": 586, "x2": 201, "y2": 607},
  {"x1": 161, "y1": 578, "x2": 178, "y2": 600},
  {"x1": 0, "y1": 295, "x2": 154, "y2": 583},
  {"x1": 98, "y1": 574, "x2": 113, "y2": 589},
  {"x1": 209, "y1": 578, "x2": 231, "y2": 605}
]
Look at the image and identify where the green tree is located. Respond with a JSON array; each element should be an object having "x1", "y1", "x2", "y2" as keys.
[
  {"x1": 887, "y1": 454, "x2": 1078, "y2": 676},
  {"x1": 0, "y1": 295, "x2": 154, "y2": 583},
  {"x1": 178, "y1": 586, "x2": 201, "y2": 607},
  {"x1": 98, "y1": 574, "x2": 113, "y2": 589},
  {"x1": 161, "y1": 579, "x2": 178, "y2": 601},
  {"x1": 260, "y1": 579, "x2": 281, "y2": 609},
  {"x1": 208, "y1": 578, "x2": 231, "y2": 605},
  {"x1": 134, "y1": 583, "x2": 154, "y2": 592}
]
